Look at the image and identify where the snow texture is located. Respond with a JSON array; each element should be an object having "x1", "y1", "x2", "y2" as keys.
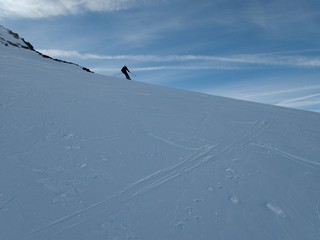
[{"x1": 1, "y1": 26, "x2": 320, "y2": 240}]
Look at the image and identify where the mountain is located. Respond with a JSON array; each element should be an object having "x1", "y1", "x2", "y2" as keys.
[
  {"x1": 0, "y1": 25, "x2": 93, "y2": 73},
  {"x1": 1, "y1": 26, "x2": 320, "y2": 240}
]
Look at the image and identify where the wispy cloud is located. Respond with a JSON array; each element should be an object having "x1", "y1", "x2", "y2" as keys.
[
  {"x1": 243, "y1": 0, "x2": 320, "y2": 33},
  {"x1": 39, "y1": 49, "x2": 320, "y2": 69},
  {"x1": 229, "y1": 84, "x2": 320, "y2": 100},
  {"x1": 0, "y1": 0, "x2": 157, "y2": 19},
  {"x1": 276, "y1": 93, "x2": 320, "y2": 110},
  {"x1": 202, "y1": 81, "x2": 320, "y2": 113}
]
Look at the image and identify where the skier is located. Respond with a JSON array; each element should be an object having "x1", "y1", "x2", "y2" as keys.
[{"x1": 121, "y1": 65, "x2": 131, "y2": 80}]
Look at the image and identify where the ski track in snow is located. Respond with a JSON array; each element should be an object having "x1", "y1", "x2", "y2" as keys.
[
  {"x1": 0, "y1": 195, "x2": 16, "y2": 210},
  {"x1": 147, "y1": 132, "x2": 203, "y2": 151},
  {"x1": 22, "y1": 121, "x2": 268, "y2": 240},
  {"x1": 251, "y1": 143, "x2": 320, "y2": 169}
]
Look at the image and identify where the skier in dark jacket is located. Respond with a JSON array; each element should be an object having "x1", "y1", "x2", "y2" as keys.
[{"x1": 121, "y1": 65, "x2": 131, "y2": 80}]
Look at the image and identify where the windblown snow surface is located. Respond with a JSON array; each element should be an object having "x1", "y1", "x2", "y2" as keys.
[{"x1": 1, "y1": 26, "x2": 320, "y2": 240}]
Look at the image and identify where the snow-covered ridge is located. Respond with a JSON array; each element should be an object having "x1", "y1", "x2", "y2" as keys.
[
  {"x1": 0, "y1": 25, "x2": 34, "y2": 50},
  {"x1": 0, "y1": 25, "x2": 93, "y2": 73}
]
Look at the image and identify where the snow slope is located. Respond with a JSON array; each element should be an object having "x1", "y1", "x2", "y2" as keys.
[{"x1": 1, "y1": 26, "x2": 320, "y2": 240}]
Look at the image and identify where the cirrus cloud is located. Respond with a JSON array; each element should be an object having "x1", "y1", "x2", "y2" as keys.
[
  {"x1": 38, "y1": 48, "x2": 320, "y2": 69},
  {"x1": 0, "y1": 0, "x2": 155, "y2": 19}
]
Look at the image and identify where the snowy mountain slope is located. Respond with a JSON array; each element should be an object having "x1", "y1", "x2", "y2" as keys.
[
  {"x1": 1, "y1": 27, "x2": 320, "y2": 240},
  {"x1": 0, "y1": 26, "x2": 34, "y2": 50},
  {"x1": 0, "y1": 25, "x2": 92, "y2": 73}
]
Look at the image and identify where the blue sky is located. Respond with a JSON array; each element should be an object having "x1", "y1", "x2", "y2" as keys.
[{"x1": 1, "y1": 0, "x2": 320, "y2": 112}]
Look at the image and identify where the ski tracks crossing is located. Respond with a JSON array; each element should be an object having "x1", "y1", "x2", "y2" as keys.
[{"x1": 22, "y1": 120, "x2": 268, "y2": 240}]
